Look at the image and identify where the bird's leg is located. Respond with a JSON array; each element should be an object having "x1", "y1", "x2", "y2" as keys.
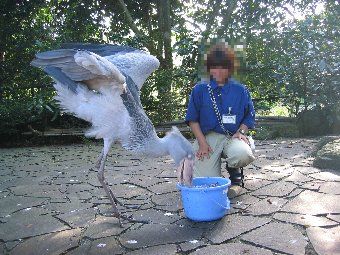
[
  {"x1": 95, "y1": 148, "x2": 104, "y2": 169},
  {"x1": 97, "y1": 138, "x2": 148, "y2": 226},
  {"x1": 97, "y1": 148, "x2": 137, "y2": 208},
  {"x1": 97, "y1": 138, "x2": 122, "y2": 226}
]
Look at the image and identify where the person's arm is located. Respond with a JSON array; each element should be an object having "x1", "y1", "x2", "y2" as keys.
[
  {"x1": 189, "y1": 121, "x2": 212, "y2": 160},
  {"x1": 233, "y1": 87, "x2": 255, "y2": 143},
  {"x1": 232, "y1": 123, "x2": 249, "y2": 143}
]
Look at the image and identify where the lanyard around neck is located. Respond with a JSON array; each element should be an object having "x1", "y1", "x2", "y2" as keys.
[{"x1": 207, "y1": 83, "x2": 232, "y2": 136}]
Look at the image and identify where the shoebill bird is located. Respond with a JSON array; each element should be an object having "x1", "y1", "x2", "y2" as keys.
[{"x1": 31, "y1": 44, "x2": 194, "y2": 226}]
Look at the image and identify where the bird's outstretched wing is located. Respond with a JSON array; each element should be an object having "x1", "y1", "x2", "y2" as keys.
[
  {"x1": 31, "y1": 44, "x2": 160, "y2": 149},
  {"x1": 31, "y1": 48, "x2": 126, "y2": 92},
  {"x1": 32, "y1": 48, "x2": 136, "y2": 140},
  {"x1": 61, "y1": 43, "x2": 160, "y2": 90}
]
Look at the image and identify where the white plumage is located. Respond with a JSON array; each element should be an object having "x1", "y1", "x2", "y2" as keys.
[
  {"x1": 31, "y1": 44, "x2": 194, "y2": 225},
  {"x1": 54, "y1": 83, "x2": 130, "y2": 140}
]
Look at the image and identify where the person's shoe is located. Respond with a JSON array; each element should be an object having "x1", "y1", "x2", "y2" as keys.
[{"x1": 227, "y1": 167, "x2": 244, "y2": 187}]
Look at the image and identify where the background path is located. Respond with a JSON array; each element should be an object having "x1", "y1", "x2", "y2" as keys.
[{"x1": 0, "y1": 138, "x2": 339, "y2": 255}]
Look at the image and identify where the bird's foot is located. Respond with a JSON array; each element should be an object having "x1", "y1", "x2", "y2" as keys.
[
  {"x1": 114, "y1": 199, "x2": 140, "y2": 210},
  {"x1": 108, "y1": 188, "x2": 141, "y2": 210},
  {"x1": 112, "y1": 212, "x2": 149, "y2": 227}
]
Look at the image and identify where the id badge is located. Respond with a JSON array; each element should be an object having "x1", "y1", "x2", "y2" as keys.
[{"x1": 222, "y1": 114, "x2": 236, "y2": 124}]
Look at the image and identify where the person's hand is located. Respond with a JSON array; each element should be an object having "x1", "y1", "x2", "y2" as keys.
[
  {"x1": 232, "y1": 131, "x2": 249, "y2": 145},
  {"x1": 196, "y1": 142, "x2": 212, "y2": 160}
]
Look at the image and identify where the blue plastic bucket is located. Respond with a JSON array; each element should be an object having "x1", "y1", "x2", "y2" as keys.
[{"x1": 177, "y1": 177, "x2": 231, "y2": 221}]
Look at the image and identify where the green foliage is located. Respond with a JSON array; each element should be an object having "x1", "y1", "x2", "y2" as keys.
[
  {"x1": 27, "y1": 89, "x2": 59, "y2": 122},
  {"x1": 274, "y1": 10, "x2": 339, "y2": 116},
  {"x1": 0, "y1": 100, "x2": 31, "y2": 135},
  {"x1": 0, "y1": 0, "x2": 338, "y2": 138},
  {"x1": 0, "y1": 88, "x2": 59, "y2": 135}
]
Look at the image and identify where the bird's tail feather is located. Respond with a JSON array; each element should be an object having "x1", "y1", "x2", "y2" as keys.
[{"x1": 54, "y1": 82, "x2": 131, "y2": 140}]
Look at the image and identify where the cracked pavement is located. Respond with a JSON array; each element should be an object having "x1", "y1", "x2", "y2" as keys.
[{"x1": 0, "y1": 138, "x2": 339, "y2": 255}]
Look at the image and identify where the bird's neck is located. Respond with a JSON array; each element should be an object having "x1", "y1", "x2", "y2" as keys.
[{"x1": 142, "y1": 136, "x2": 169, "y2": 157}]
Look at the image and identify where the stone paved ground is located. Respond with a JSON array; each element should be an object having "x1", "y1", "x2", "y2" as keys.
[{"x1": 0, "y1": 138, "x2": 339, "y2": 255}]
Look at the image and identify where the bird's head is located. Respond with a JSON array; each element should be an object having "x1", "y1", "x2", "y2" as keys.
[{"x1": 164, "y1": 126, "x2": 194, "y2": 166}]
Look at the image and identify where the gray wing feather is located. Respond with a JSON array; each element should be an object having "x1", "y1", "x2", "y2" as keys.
[
  {"x1": 32, "y1": 49, "x2": 99, "y2": 82},
  {"x1": 61, "y1": 43, "x2": 160, "y2": 89},
  {"x1": 44, "y1": 66, "x2": 78, "y2": 93},
  {"x1": 35, "y1": 49, "x2": 75, "y2": 59}
]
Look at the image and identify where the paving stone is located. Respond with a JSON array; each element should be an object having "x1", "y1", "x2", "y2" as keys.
[
  {"x1": 318, "y1": 182, "x2": 340, "y2": 195},
  {"x1": 285, "y1": 188, "x2": 304, "y2": 198},
  {"x1": 9, "y1": 228, "x2": 81, "y2": 255},
  {"x1": 295, "y1": 166, "x2": 321, "y2": 175},
  {"x1": 119, "y1": 222, "x2": 204, "y2": 249},
  {"x1": 83, "y1": 215, "x2": 126, "y2": 239},
  {"x1": 174, "y1": 218, "x2": 218, "y2": 230},
  {"x1": 43, "y1": 199, "x2": 93, "y2": 215},
  {"x1": 4, "y1": 240, "x2": 21, "y2": 251},
  {"x1": 148, "y1": 181, "x2": 177, "y2": 194},
  {"x1": 130, "y1": 208, "x2": 180, "y2": 225},
  {"x1": 242, "y1": 178, "x2": 272, "y2": 191},
  {"x1": 0, "y1": 176, "x2": 46, "y2": 190},
  {"x1": 310, "y1": 171, "x2": 340, "y2": 182},
  {"x1": 191, "y1": 243, "x2": 273, "y2": 255},
  {"x1": 246, "y1": 197, "x2": 287, "y2": 215},
  {"x1": 125, "y1": 244, "x2": 178, "y2": 255},
  {"x1": 273, "y1": 212, "x2": 338, "y2": 227},
  {"x1": 307, "y1": 226, "x2": 340, "y2": 255},
  {"x1": 300, "y1": 181, "x2": 321, "y2": 191},
  {"x1": 281, "y1": 190, "x2": 340, "y2": 215},
  {"x1": 9, "y1": 184, "x2": 64, "y2": 199},
  {"x1": 285, "y1": 170, "x2": 313, "y2": 184},
  {"x1": 326, "y1": 214, "x2": 340, "y2": 223},
  {"x1": 179, "y1": 239, "x2": 207, "y2": 253},
  {"x1": 261, "y1": 164, "x2": 291, "y2": 172},
  {"x1": 0, "y1": 207, "x2": 70, "y2": 241},
  {"x1": 65, "y1": 183, "x2": 96, "y2": 193},
  {"x1": 123, "y1": 175, "x2": 162, "y2": 188},
  {"x1": 0, "y1": 241, "x2": 5, "y2": 255},
  {"x1": 63, "y1": 239, "x2": 93, "y2": 255},
  {"x1": 84, "y1": 236, "x2": 126, "y2": 255},
  {"x1": 2, "y1": 138, "x2": 337, "y2": 255},
  {"x1": 56, "y1": 207, "x2": 97, "y2": 228},
  {"x1": 241, "y1": 222, "x2": 307, "y2": 254},
  {"x1": 204, "y1": 215, "x2": 271, "y2": 244},
  {"x1": 247, "y1": 171, "x2": 291, "y2": 181},
  {"x1": 152, "y1": 191, "x2": 180, "y2": 205},
  {"x1": 112, "y1": 183, "x2": 151, "y2": 199},
  {"x1": 231, "y1": 195, "x2": 261, "y2": 210},
  {"x1": 0, "y1": 196, "x2": 48, "y2": 217},
  {"x1": 0, "y1": 189, "x2": 10, "y2": 198},
  {"x1": 251, "y1": 181, "x2": 297, "y2": 197},
  {"x1": 152, "y1": 192, "x2": 181, "y2": 212}
]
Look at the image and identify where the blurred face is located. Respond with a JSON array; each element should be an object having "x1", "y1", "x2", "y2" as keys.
[{"x1": 209, "y1": 66, "x2": 229, "y2": 85}]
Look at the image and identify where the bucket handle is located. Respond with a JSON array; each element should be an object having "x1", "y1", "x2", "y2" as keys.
[{"x1": 200, "y1": 189, "x2": 230, "y2": 210}]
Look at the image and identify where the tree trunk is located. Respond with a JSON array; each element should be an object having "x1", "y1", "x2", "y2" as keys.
[
  {"x1": 157, "y1": 0, "x2": 173, "y2": 70},
  {"x1": 162, "y1": 0, "x2": 172, "y2": 70}
]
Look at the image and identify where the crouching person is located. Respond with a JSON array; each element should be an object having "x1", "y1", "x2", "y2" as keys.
[{"x1": 185, "y1": 42, "x2": 255, "y2": 187}]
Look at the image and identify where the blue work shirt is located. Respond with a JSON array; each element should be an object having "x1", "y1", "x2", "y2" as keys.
[{"x1": 185, "y1": 78, "x2": 255, "y2": 135}]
